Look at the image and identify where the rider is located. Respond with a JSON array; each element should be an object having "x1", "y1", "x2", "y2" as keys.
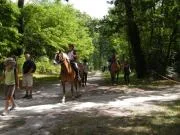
[
  {"x1": 67, "y1": 43, "x2": 81, "y2": 81},
  {"x1": 108, "y1": 50, "x2": 117, "y2": 71}
]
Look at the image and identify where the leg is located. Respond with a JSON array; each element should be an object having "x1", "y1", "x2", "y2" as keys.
[
  {"x1": 27, "y1": 87, "x2": 33, "y2": 99},
  {"x1": 116, "y1": 72, "x2": 119, "y2": 83},
  {"x1": 61, "y1": 81, "x2": 66, "y2": 103},
  {"x1": 13, "y1": 91, "x2": 16, "y2": 99},
  {"x1": 10, "y1": 85, "x2": 16, "y2": 110},
  {"x1": 81, "y1": 72, "x2": 85, "y2": 87},
  {"x1": 23, "y1": 86, "x2": 29, "y2": 98},
  {"x1": 3, "y1": 99, "x2": 10, "y2": 115},
  {"x1": 2, "y1": 85, "x2": 11, "y2": 115},
  {"x1": 27, "y1": 74, "x2": 33, "y2": 99},
  {"x1": 111, "y1": 72, "x2": 115, "y2": 85},
  {"x1": 10, "y1": 97, "x2": 16, "y2": 110},
  {"x1": 124, "y1": 73, "x2": 127, "y2": 84},
  {"x1": 71, "y1": 82, "x2": 74, "y2": 99},
  {"x1": 74, "y1": 80, "x2": 79, "y2": 97},
  {"x1": 71, "y1": 62, "x2": 81, "y2": 80},
  {"x1": 84, "y1": 72, "x2": 87, "y2": 86},
  {"x1": 22, "y1": 75, "x2": 29, "y2": 98},
  {"x1": 127, "y1": 74, "x2": 130, "y2": 84}
]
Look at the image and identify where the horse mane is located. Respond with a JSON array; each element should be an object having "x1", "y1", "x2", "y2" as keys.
[
  {"x1": 62, "y1": 52, "x2": 70, "y2": 62},
  {"x1": 61, "y1": 52, "x2": 72, "y2": 74}
]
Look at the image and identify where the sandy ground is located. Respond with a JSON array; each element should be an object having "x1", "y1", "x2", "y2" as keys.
[{"x1": 0, "y1": 71, "x2": 180, "y2": 135}]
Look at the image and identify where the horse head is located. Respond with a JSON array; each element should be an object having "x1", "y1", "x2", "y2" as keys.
[
  {"x1": 54, "y1": 51, "x2": 69, "y2": 65},
  {"x1": 54, "y1": 51, "x2": 64, "y2": 64}
]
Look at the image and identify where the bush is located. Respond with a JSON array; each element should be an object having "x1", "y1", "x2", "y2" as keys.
[{"x1": 36, "y1": 56, "x2": 60, "y2": 74}]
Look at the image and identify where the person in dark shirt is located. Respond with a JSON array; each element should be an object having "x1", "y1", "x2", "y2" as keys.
[
  {"x1": 22, "y1": 53, "x2": 36, "y2": 99},
  {"x1": 123, "y1": 60, "x2": 131, "y2": 84}
]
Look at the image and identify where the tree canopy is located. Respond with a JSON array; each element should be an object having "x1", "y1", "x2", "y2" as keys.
[{"x1": 0, "y1": 0, "x2": 179, "y2": 78}]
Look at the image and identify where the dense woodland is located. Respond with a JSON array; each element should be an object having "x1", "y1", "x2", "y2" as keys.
[{"x1": 0, "y1": 0, "x2": 179, "y2": 79}]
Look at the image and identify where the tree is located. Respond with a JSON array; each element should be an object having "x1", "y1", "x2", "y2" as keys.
[
  {"x1": 22, "y1": 2, "x2": 94, "y2": 59},
  {"x1": 0, "y1": 0, "x2": 21, "y2": 56},
  {"x1": 18, "y1": 0, "x2": 24, "y2": 33},
  {"x1": 123, "y1": 0, "x2": 147, "y2": 78}
]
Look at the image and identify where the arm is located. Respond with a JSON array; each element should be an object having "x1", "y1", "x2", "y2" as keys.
[
  {"x1": 0, "y1": 76, "x2": 4, "y2": 81},
  {"x1": 27, "y1": 68, "x2": 33, "y2": 74},
  {"x1": 15, "y1": 68, "x2": 19, "y2": 88},
  {"x1": 25, "y1": 61, "x2": 34, "y2": 74}
]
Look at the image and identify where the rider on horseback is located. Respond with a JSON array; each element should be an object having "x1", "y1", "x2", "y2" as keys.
[
  {"x1": 67, "y1": 43, "x2": 81, "y2": 81},
  {"x1": 108, "y1": 50, "x2": 117, "y2": 71}
]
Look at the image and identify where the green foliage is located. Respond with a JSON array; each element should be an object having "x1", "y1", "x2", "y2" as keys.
[
  {"x1": 0, "y1": 1, "x2": 21, "y2": 56},
  {"x1": 0, "y1": 0, "x2": 179, "y2": 78},
  {"x1": 0, "y1": 0, "x2": 95, "y2": 74},
  {"x1": 98, "y1": 0, "x2": 179, "y2": 77},
  {"x1": 36, "y1": 56, "x2": 59, "y2": 74},
  {"x1": 22, "y1": 3, "x2": 94, "y2": 60}
]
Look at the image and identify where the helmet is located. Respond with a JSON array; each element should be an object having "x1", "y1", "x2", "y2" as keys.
[{"x1": 68, "y1": 43, "x2": 74, "y2": 48}]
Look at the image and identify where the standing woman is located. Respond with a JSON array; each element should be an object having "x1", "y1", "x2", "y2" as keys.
[{"x1": 0, "y1": 58, "x2": 19, "y2": 116}]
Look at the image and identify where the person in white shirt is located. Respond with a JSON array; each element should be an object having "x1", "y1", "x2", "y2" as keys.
[{"x1": 67, "y1": 44, "x2": 81, "y2": 80}]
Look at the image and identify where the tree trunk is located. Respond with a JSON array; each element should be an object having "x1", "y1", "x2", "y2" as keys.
[
  {"x1": 18, "y1": 0, "x2": 24, "y2": 33},
  {"x1": 124, "y1": 0, "x2": 147, "y2": 78},
  {"x1": 166, "y1": 24, "x2": 178, "y2": 66}
]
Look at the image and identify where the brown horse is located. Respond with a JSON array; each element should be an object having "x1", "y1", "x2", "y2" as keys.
[
  {"x1": 110, "y1": 61, "x2": 120, "y2": 84},
  {"x1": 78, "y1": 62, "x2": 88, "y2": 87},
  {"x1": 77, "y1": 63, "x2": 84, "y2": 86},
  {"x1": 54, "y1": 52, "x2": 80, "y2": 103}
]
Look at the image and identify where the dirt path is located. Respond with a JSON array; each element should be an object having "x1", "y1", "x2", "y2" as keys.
[{"x1": 0, "y1": 72, "x2": 180, "y2": 135}]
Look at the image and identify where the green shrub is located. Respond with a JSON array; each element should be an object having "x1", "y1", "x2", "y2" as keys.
[{"x1": 36, "y1": 56, "x2": 60, "y2": 74}]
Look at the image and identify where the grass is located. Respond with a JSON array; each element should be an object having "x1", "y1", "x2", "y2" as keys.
[{"x1": 103, "y1": 71, "x2": 180, "y2": 90}]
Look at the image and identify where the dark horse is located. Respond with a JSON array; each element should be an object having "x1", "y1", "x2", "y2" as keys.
[
  {"x1": 54, "y1": 52, "x2": 80, "y2": 103},
  {"x1": 109, "y1": 61, "x2": 120, "y2": 84},
  {"x1": 78, "y1": 62, "x2": 88, "y2": 87}
]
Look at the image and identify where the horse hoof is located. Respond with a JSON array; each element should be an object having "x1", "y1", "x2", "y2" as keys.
[{"x1": 62, "y1": 97, "x2": 65, "y2": 103}]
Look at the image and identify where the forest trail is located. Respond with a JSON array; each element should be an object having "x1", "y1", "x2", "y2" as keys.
[{"x1": 0, "y1": 71, "x2": 180, "y2": 135}]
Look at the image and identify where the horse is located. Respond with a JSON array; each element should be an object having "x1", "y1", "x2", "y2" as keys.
[
  {"x1": 82, "y1": 71, "x2": 88, "y2": 87},
  {"x1": 54, "y1": 52, "x2": 80, "y2": 103},
  {"x1": 109, "y1": 61, "x2": 121, "y2": 84},
  {"x1": 77, "y1": 62, "x2": 84, "y2": 87}
]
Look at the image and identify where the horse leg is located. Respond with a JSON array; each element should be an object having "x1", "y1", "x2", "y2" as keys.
[
  {"x1": 71, "y1": 82, "x2": 75, "y2": 100},
  {"x1": 74, "y1": 80, "x2": 79, "y2": 98},
  {"x1": 116, "y1": 72, "x2": 119, "y2": 83},
  {"x1": 85, "y1": 73, "x2": 87, "y2": 86},
  {"x1": 81, "y1": 73, "x2": 84, "y2": 87},
  {"x1": 111, "y1": 72, "x2": 114, "y2": 85},
  {"x1": 61, "y1": 81, "x2": 66, "y2": 103}
]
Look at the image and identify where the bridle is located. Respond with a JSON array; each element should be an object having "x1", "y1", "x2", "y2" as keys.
[
  {"x1": 54, "y1": 52, "x2": 64, "y2": 64},
  {"x1": 54, "y1": 52, "x2": 70, "y2": 65}
]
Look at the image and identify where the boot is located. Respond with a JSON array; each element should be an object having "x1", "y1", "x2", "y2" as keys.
[{"x1": 23, "y1": 94, "x2": 29, "y2": 98}]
